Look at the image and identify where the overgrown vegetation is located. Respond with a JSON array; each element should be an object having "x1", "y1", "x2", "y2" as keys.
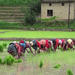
[
  {"x1": 0, "y1": 20, "x2": 75, "y2": 29},
  {"x1": 0, "y1": 0, "x2": 41, "y2": 25},
  {"x1": 23, "y1": 0, "x2": 41, "y2": 25},
  {"x1": 23, "y1": 8, "x2": 36, "y2": 25},
  {"x1": 0, "y1": 0, "x2": 40, "y2": 6}
]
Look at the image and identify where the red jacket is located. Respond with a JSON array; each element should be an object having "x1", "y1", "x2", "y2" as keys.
[
  {"x1": 55, "y1": 39, "x2": 59, "y2": 49},
  {"x1": 15, "y1": 43, "x2": 22, "y2": 55},
  {"x1": 36, "y1": 40, "x2": 51, "y2": 50}
]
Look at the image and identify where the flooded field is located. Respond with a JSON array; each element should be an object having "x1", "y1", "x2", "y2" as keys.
[
  {"x1": 0, "y1": 50, "x2": 75, "y2": 75},
  {"x1": 0, "y1": 41, "x2": 75, "y2": 75}
]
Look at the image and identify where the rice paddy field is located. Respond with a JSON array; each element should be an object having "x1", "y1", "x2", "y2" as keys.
[
  {"x1": 0, "y1": 29, "x2": 75, "y2": 75},
  {"x1": 0, "y1": 29, "x2": 75, "y2": 38}
]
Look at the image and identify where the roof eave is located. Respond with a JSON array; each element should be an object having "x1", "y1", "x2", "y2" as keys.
[{"x1": 41, "y1": 1, "x2": 75, "y2": 3}]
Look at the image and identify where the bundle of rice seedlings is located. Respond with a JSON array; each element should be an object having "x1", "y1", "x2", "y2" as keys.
[
  {"x1": 54, "y1": 64, "x2": 61, "y2": 69},
  {"x1": 0, "y1": 45, "x2": 4, "y2": 52}
]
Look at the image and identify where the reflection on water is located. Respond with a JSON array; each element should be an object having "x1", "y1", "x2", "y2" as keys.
[{"x1": 15, "y1": 57, "x2": 26, "y2": 75}]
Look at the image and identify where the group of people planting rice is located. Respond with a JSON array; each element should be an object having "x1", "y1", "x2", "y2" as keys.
[{"x1": 8, "y1": 39, "x2": 75, "y2": 59}]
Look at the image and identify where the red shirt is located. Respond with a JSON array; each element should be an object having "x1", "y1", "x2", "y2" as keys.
[
  {"x1": 61, "y1": 39, "x2": 65, "y2": 43},
  {"x1": 45, "y1": 40, "x2": 49, "y2": 48},
  {"x1": 15, "y1": 43, "x2": 22, "y2": 54},
  {"x1": 36, "y1": 40, "x2": 41, "y2": 48}
]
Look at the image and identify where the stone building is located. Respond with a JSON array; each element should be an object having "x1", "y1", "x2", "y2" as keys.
[{"x1": 41, "y1": 0, "x2": 75, "y2": 20}]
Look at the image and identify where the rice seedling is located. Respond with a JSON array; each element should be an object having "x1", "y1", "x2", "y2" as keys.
[
  {"x1": 54, "y1": 64, "x2": 61, "y2": 69},
  {"x1": 39, "y1": 60, "x2": 43, "y2": 68},
  {"x1": 67, "y1": 69, "x2": 73, "y2": 75},
  {"x1": 0, "y1": 45, "x2": 4, "y2": 52}
]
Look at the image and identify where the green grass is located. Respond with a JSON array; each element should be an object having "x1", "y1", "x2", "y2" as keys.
[
  {"x1": 0, "y1": 0, "x2": 38, "y2": 6},
  {"x1": 0, "y1": 20, "x2": 75, "y2": 30},
  {"x1": 0, "y1": 29, "x2": 75, "y2": 38},
  {"x1": 0, "y1": 21, "x2": 25, "y2": 29}
]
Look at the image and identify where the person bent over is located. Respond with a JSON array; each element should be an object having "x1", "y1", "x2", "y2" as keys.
[
  {"x1": 67, "y1": 39, "x2": 74, "y2": 49},
  {"x1": 8, "y1": 40, "x2": 34, "y2": 59},
  {"x1": 30, "y1": 40, "x2": 39, "y2": 54},
  {"x1": 51, "y1": 39, "x2": 59, "y2": 51},
  {"x1": 8, "y1": 41, "x2": 23, "y2": 59},
  {"x1": 19, "y1": 40, "x2": 34, "y2": 55},
  {"x1": 39, "y1": 39, "x2": 52, "y2": 52}
]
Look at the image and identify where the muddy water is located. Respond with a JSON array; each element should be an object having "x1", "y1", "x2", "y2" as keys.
[
  {"x1": 0, "y1": 57, "x2": 75, "y2": 75},
  {"x1": 0, "y1": 52, "x2": 75, "y2": 75}
]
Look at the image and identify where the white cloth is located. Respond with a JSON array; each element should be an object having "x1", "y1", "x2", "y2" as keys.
[
  {"x1": 67, "y1": 39, "x2": 72, "y2": 44},
  {"x1": 59, "y1": 40, "x2": 62, "y2": 44}
]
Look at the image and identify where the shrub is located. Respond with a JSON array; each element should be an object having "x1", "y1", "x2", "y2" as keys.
[
  {"x1": 0, "y1": 45, "x2": 4, "y2": 52},
  {"x1": 67, "y1": 69, "x2": 73, "y2": 75},
  {"x1": 54, "y1": 64, "x2": 61, "y2": 69},
  {"x1": 24, "y1": 8, "x2": 36, "y2": 25},
  {"x1": 39, "y1": 61, "x2": 43, "y2": 68}
]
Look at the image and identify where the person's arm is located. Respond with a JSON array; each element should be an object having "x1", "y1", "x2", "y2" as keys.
[
  {"x1": 28, "y1": 45, "x2": 35, "y2": 55},
  {"x1": 25, "y1": 48, "x2": 29, "y2": 53},
  {"x1": 17, "y1": 45, "x2": 21, "y2": 58}
]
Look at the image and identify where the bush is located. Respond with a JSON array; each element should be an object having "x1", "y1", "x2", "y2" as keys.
[
  {"x1": 54, "y1": 64, "x2": 61, "y2": 69},
  {"x1": 39, "y1": 61, "x2": 43, "y2": 68},
  {"x1": 0, "y1": 45, "x2": 4, "y2": 52},
  {"x1": 67, "y1": 70, "x2": 73, "y2": 75},
  {"x1": 24, "y1": 8, "x2": 36, "y2": 25}
]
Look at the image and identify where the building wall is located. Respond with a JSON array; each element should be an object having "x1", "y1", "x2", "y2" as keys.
[{"x1": 41, "y1": 2, "x2": 75, "y2": 20}]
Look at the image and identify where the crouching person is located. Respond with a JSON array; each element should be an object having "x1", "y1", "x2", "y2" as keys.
[
  {"x1": 39, "y1": 39, "x2": 52, "y2": 52},
  {"x1": 67, "y1": 39, "x2": 74, "y2": 49},
  {"x1": 8, "y1": 40, "x2": 34, "y2": 59},
  {"x1": 30, "y1": 40, "x2": 39, "y2": 54},
  {"x1": 8, "y1": 41, "x2": 22, "y2": 59},
  {"x1": 51, "y1": 39, "x2": 59, "y2": 51},
  {"x1": 19, "y1": 40, "x2": 34, "y2": 55}
]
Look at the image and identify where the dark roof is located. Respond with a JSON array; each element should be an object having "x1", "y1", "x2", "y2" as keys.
[{"x1": 41, "y1": 0, "x2": 75, "y2": 3}]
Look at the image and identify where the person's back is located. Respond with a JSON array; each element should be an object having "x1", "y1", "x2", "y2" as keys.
[
  {"x1": 8, "y1": 42, "x2": 22, "y2": 58},
  {"x1": 8, "y1": 43, "x2": 17, "y2": 56}
]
